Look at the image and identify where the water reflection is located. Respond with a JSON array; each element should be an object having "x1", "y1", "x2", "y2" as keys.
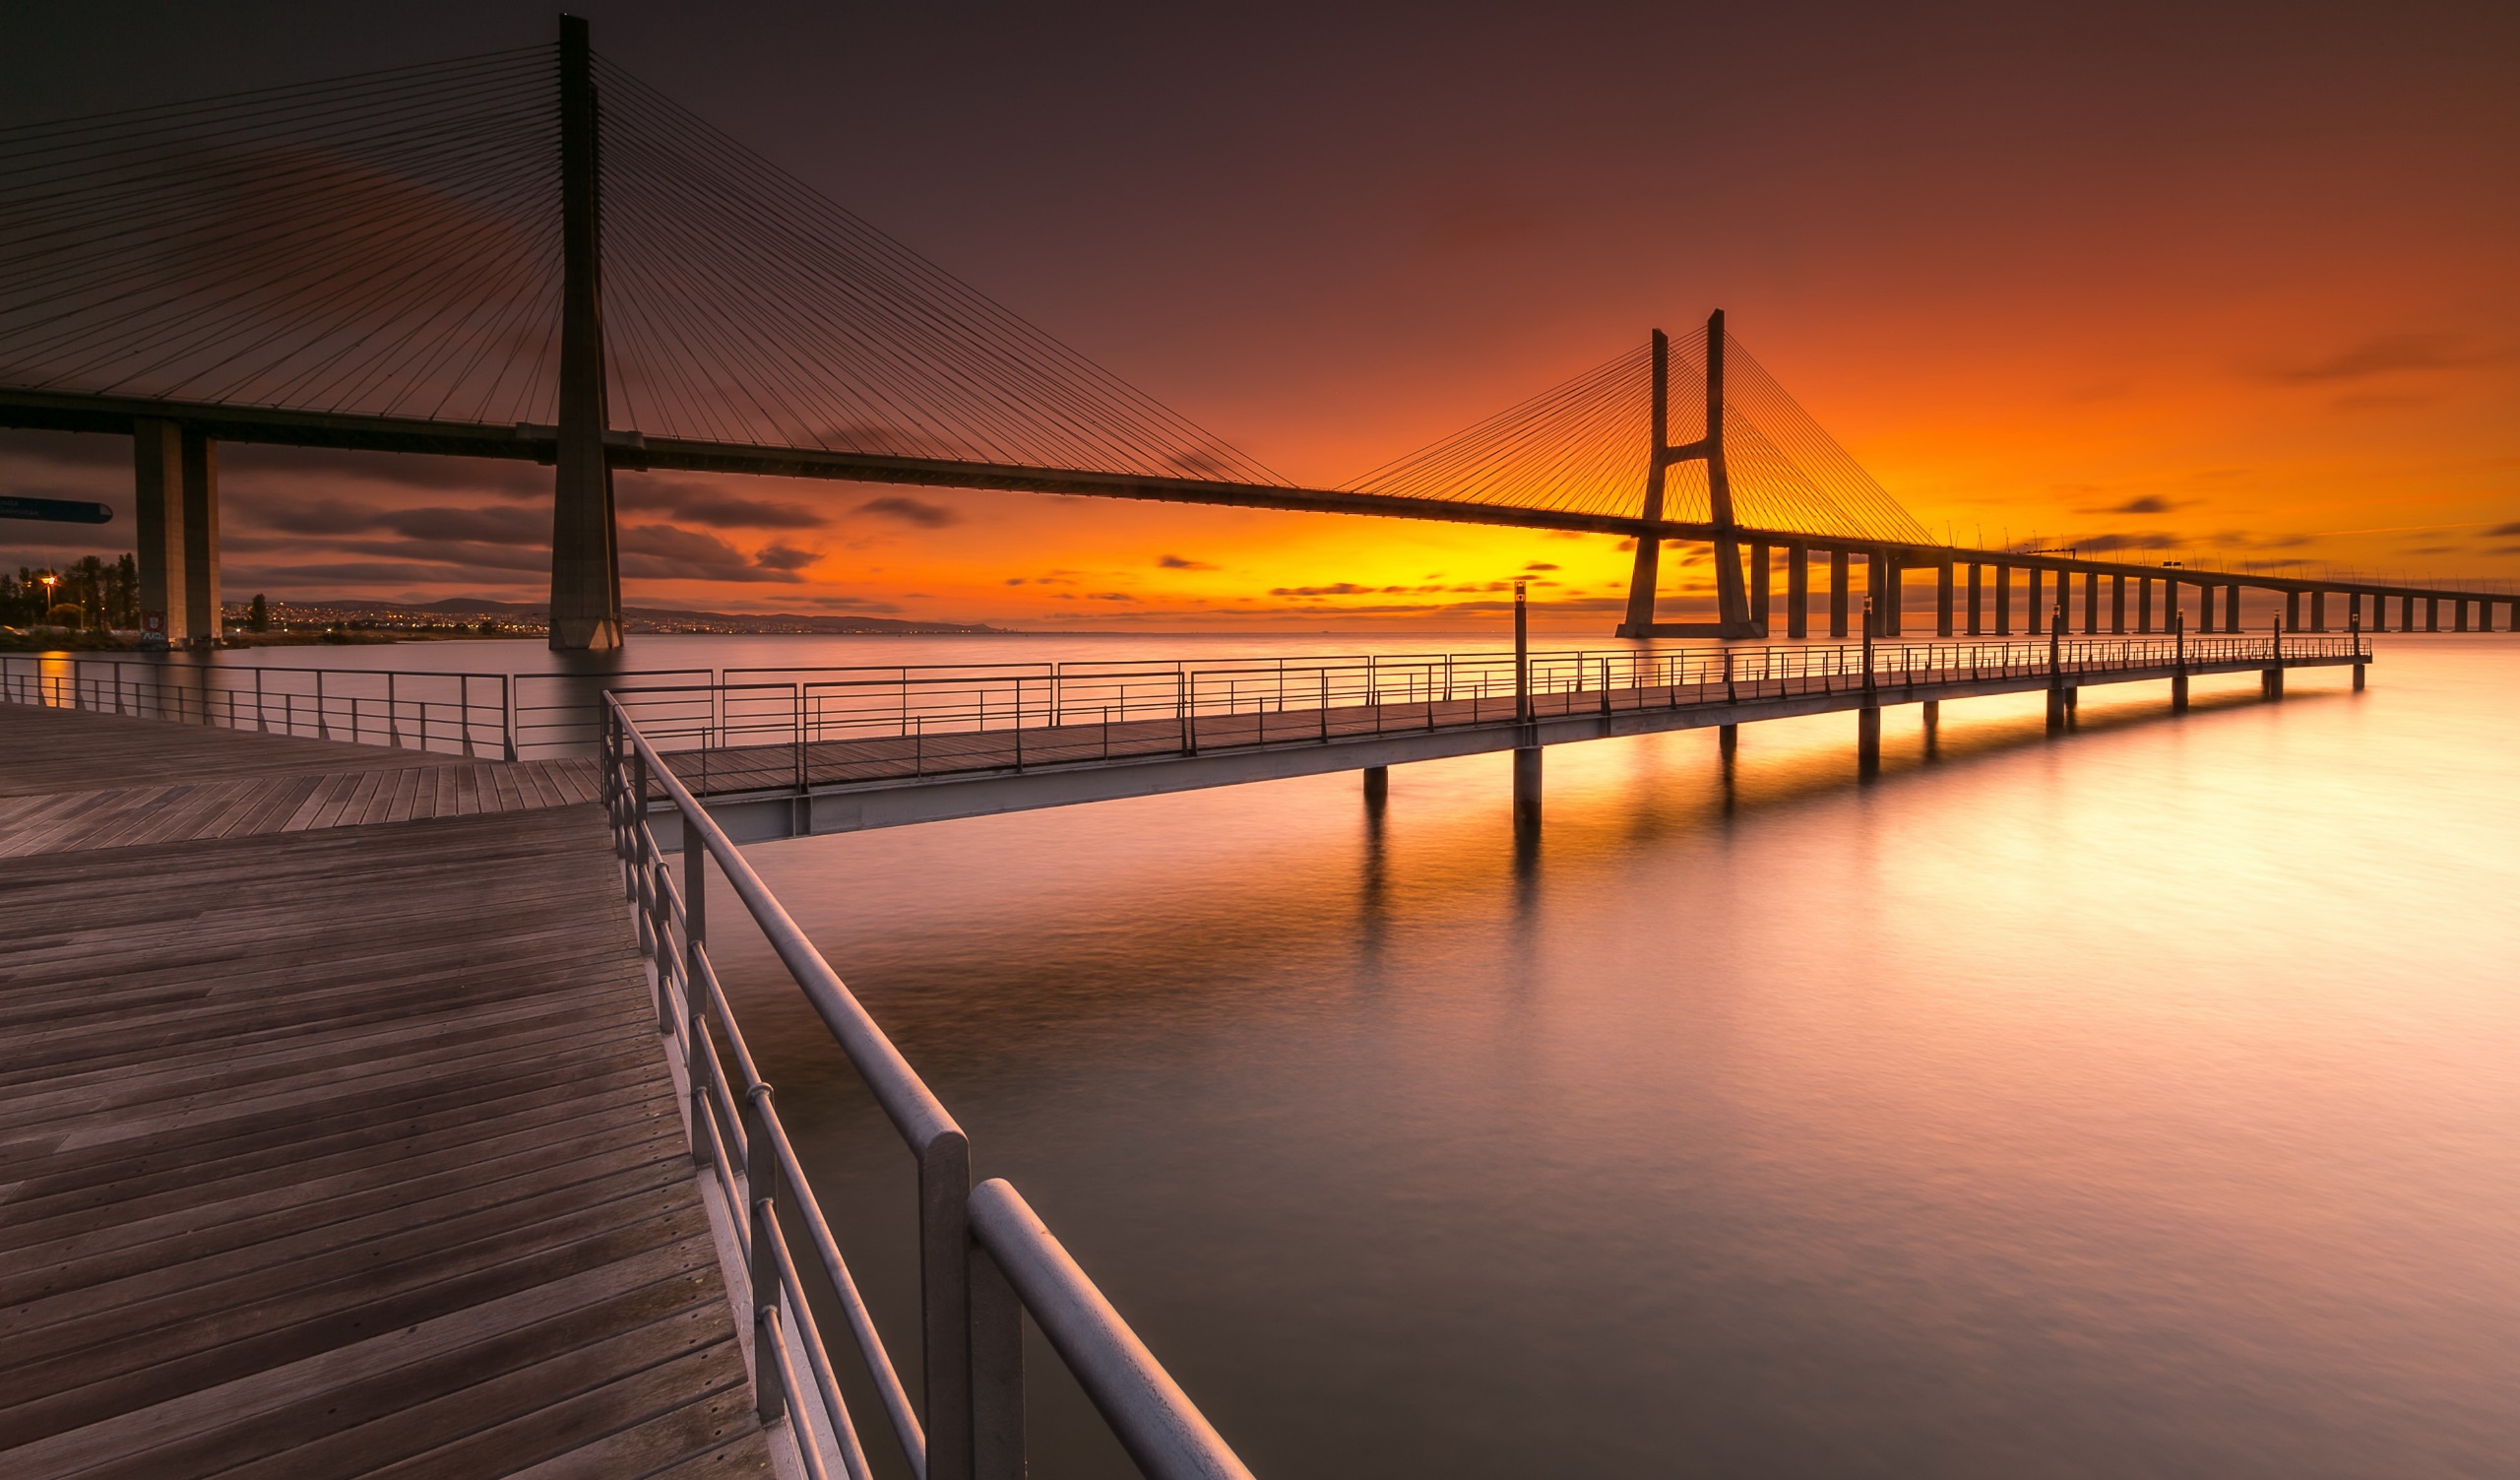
[{"x1": 708, "y1": 639, "x2": 2520, "y2": 1479}]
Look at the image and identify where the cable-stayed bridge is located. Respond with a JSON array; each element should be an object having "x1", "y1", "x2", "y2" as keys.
[{"x1": 1, "y1": 18, "x2": 2508, "y2": 650}]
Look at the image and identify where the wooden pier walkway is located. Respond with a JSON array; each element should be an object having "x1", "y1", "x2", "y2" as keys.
[{"x1": 0, "y1": 703, "x2": 773, "y2": 1478}]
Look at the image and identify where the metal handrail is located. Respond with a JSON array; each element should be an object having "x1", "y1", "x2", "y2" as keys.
[{"x1": 602, "y1": 693, "x2": 1251, "y2": 1480}]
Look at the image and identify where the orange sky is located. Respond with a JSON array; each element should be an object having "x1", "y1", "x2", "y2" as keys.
[{"x1": 4, "y1": 1, "x2": 2515, "y2": 631}]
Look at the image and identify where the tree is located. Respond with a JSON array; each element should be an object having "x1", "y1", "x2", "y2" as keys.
[{"x1": 248, "y1": 593, "x2": 270, "y2": 632}]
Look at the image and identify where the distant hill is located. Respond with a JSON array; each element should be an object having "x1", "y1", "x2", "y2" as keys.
[{"x1": 283, "y1": 598, "x2": 1011, "y2": 636}]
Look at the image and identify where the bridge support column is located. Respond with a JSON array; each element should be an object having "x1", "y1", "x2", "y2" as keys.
[
  {"x1": 2426, "y1": 597, "x2": 2439, "y2": 631},
  {"x1": 2311, "y1": 590, "x2": 2327, "y2": 632},
  {"x1": 2262, "y1": 666, "x2": 2284, "y2": 698},
  {"x1": 2354, "y1": 659, "x2": 2366, "y2": 690},
  {"x1": 1936, "y1": 559, "x2": 1954, "y2": 637},
  {"x1": 1857, "y1": 704, "x2": 1880, "y2": 775},
  {"x1": 1868, "y1": 551, "x2": 1888, "y2": 636},
  {"x1": 2225, "y1": 584, "x2": 2240, "y2": 633},
  {"x1": 1966, "y1": 563, "x2": 1983, "y2": 635},
  {"x1": 2285, "y1": 591, "x2": 2300, "y2": 631},
  {"x1": 1750, "y1": 542, "x2": 1770, "y2": 632},
  {"x1": 2046, "y1": 685, "x2": 2067, "y2": 732},
  {"x1": 2028, "y1": 568, "x2": 2044, "y2": 634},
  {"x1": 2084, "y1": 572, "x2": 2100, "y2": 633},
  {"x1": 1922, "y1": 698, "x2": 1939, "y2": 744},
  {"x1": 2137, "y1": 578, "x2": 2152, "y2": 633},
  {"x1": 2165, "y1": 579, "x2": 2181, "y2": 635},
  {"x1": 2400, "y1": 595, "x2": 2413, "y2": 630},
  {"x1": 2111, "y1": 574, "x2": 2126, "y2": 634},
  {"x1": 1995, "y1": 564, "x2": 2012, "y2": 635},
  {"x1": 1829, "y1": 550, "x2": 1849, "y2": 637},
  {"x1": 549, "y1": 15, "x2": 624, "y2": 651},
  {"x1": 2172, "y1": 673, "x2": 2189, "y2": 712},
  {"x1": 1362, "y1": 765, "x2": 1388, "y2": 808},
  {"x1": 2455, "y1": 599, "x2": 2470, "y2": 632},
  {"x1": 1787, "y1": 545, "x2": 1808, "y2": 638},
  {"x1": 1512, "y1": 746, "x2": 1542, "y2": 834},
  {"x1": 133, "y1": 419, "x2": 186, "y2": 644}
]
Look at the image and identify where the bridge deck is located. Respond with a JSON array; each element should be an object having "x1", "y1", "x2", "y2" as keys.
[{"x1": 0, "y1": 704, "x2": 771, "y2": 1479}]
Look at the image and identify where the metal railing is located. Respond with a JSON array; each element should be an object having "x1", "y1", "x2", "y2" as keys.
[
  {"x1": 602, "y1": 695, "x2": 1252, "y2": 1480},
  {"x1": 0, "y1": 654, "x2": 514, "y2": 756},
  {"x1": 4, "y1": 629, "x2": 2368, "y2": 776}
]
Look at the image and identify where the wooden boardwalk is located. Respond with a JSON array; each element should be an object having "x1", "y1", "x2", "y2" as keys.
[
  {"x1": 0, "y1": 703, "x2": 775, "y2": 1478},
  {"x1": 0, "y1": 705, "x2": 603, "y2": 859}
]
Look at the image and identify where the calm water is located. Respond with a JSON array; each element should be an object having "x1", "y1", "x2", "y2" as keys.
[{"x1": 134, "y1": 633, "x2": 2520, "y2": 1474}]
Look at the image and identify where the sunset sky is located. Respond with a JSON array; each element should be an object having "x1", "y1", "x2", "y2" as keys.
[{"x1": 4, "y1": 0, "x2": 2515, "y2": 630}]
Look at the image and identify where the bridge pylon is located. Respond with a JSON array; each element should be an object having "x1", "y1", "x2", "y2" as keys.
[
  {"x1": 1617, "y1": 310, "x2": 1760, "y2": 640},
  {"x1": 548, "y1": 14, "x2": 624, "y2": 651}
]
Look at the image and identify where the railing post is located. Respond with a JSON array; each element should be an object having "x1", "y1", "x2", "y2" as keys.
[
  {"x1": 680, "y1": 835, "x2": 705, "y2": 1038},
  {"x1": 746, "y1": 1085, "x2": 788, "y2": 1427},
  {"x1": 503, "y1": 675, "x2": 518, "y2": 761},
  {"x1": 971, "y1": 1243, "x2": 1025, "y2": 1480},
  {"x1": 922, "y1": 1130, "x2": 976, "y2": 1480}
]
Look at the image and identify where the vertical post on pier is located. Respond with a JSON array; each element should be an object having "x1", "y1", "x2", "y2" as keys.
[
  {"x1": 1967, "y1": 563, "x2": 1983, "y2": 635},
  {"x1": 1858, "y1": 598, "x2": 1880, "y2": 774},
  {"x1": 2171, "y1": 611, "x2": 2189, "y2": 713},
  {"x1": 1829, "y1": 549, "x2": 1850, "y2": 637},
  {"x1": 1514, "y1": 581, "x2": 1540, "y2": 836},
  {"x1": 2352, "y1": 612, "x2": 2366, "y2": 689},
  {"x1": 549, "y1": 14, "x2": 624, "y2": 652},
  {"x1": 1995, "y1": 564, "x2": 2013, "y2": 635},
  {"x1": 1787, "y1": 544, "x2": 1809, "y2": 638},
  {"x1": 2046, "y1": 604, "x2": 2067, "y2": 732},
  {"x1": 1935, "y1": 558, "x2": 1954, "y2": 637}
]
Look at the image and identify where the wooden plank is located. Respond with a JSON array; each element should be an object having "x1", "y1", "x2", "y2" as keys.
[{"x1": 0, "y1": 725, "x2": 770, "y2": 1479}]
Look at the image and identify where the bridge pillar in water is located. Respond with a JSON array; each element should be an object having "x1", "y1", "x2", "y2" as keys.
[
  {"x1": 1867, "y1": 551, "x2": 1889, "y2": 636},
  {"x1": 2285, "y1": 591, "x2": 2300, "y2": 632},
  {"x1": 2311, "y1": 590, "x2": 2327, "y2": 632},
  {"x1": 1966, "y1": 563, "x2": 1983, "y2": 634},
  {"x1": 1995, "y1": 564, "x2": 2012, "y2": 635},
  {"x1": 132, "y1": 420, "x2": 220, "y2": 645},
  {"x1": 2262, "y1": 666, "x2": 2284, "y2": 698},
  {"x1": 2027, "y1": 568, "x2": 2044, "y2": 634},
  {"x1": 2164, "y1": 579, "x2": 2180, "y2": 634},
  {"x1": 1829, "y1": 550, "x2": 1850, "y2": 637},
  {"x1": 2454, "y1": 599, "x2": 2469, "y2": 632},
  {"x1": 2224, "y1": 584, "x2": 2240, "y2": 633},
  {"x1": 1787, "y1": 545, "x2": 1809, "y2": 638},
  {"x1": 1749, "y1": 542, "x2": 1771, "y2": 632},
  {"x1": 1857, "y1": 703, "x2": 1880, "y2": 774},
  {"x1": 2424, "y1": 597, "x2": 2437, "y2": 631},
  {"x1": 1719, "y1": 724, "x2": 1739, "y2": 759},
  {"x1": 1935, "y1": 559, "x2": 1954, "y2": 637},
  {"x1": 2172, "y1": 673, "x2": 2189, "y2": 712},
  {"x1": 1512, "y1": 747, "x2": 1542, "y2": 834},
  {"x1": 1362, "y1": 765, "x2": 1388, "y2": 808},
  {"x1": 2110, "y1": 574, "x2": 2126, "y2": 634},
  {"x1": 2137, "y1": 578, "x2": 2153, "y2": 633},
  {"x1": 548, "y1": 15, "x2": 624, "y2": 651},
  {"x1": 2083, "y1": 572, "x2": 2100, "y2": 633},
  {"x1": 1921, "y1": 698, "x2": 1939, "y2": 747},
  {"x1": 2401, "y1": 595, "x2": 2415, "y2": 630},
  {"x1": 2046, "y1": 685, "x2": 2066, "y2": 732}
]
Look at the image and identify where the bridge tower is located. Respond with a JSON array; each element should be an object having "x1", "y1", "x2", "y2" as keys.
[
  {"x1": 549, "y1": 14, "x2": 624, "y2": 650},
  {"x1": 1616, "y1": 310, "x2": 1758, "y2": 639}
]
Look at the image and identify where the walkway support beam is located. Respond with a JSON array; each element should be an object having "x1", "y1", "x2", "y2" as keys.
[{"x1": 549, "y1": 14, "x2": 624, "y2": 651}]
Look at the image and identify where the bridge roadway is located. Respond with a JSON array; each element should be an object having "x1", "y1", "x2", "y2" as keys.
[
  {"x1": 637, "y1": 634, "x2": 2370, "y2": 845},
  {"x1": 0, "y1": 702, "x2": 780, "y2": 1479}
]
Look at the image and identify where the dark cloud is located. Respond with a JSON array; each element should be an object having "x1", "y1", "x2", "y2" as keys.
[
  {"x1": 619, "y1": 522, "x2": 806, "y2": 583},
  {"x1": 2485, "y1": 522, "x2": 2520, "y2": 538},
  {"x1": 1523, "y1": 561, "x2": 1560, "y2": 571},
  {"x1": 2101, "y1": 495, "x2": 2179, "y2": 515},
  {"x1": 2066, "y1": 531, "x2": 2188, "y2": 553},
  {"x1": 623, "y1": 483, "x2": 827, "y2": 530},
  {"x1": 753, "y1": 541, "x2": 821, "y2": 572},
  {"x1": 1158, "y1": 553, "x2": 1218, "y2": 569},
  {"x1": 2261, "y1": 333, "x2": 2495, "y2": 385},
  {"x1": 856, "y1": 495, "x2": 959, "y2": 528},
  {"x1": 1270, "y1": 583, "x2": 1374, "y2": 596}
]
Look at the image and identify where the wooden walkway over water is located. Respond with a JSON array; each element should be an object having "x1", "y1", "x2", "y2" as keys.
[{"x1": 0, "y1": 703, "x2": 773, "y2": 1478}]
